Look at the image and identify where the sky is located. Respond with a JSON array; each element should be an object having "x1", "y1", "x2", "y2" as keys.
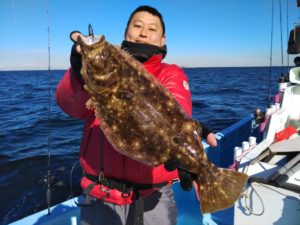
[{"x1": 0, "y1": 0, "x2": 299, "y2": 70}]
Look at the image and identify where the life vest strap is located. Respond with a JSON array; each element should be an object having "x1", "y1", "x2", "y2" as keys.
[{"x1": 84, "y1": 173, "x2": 168, "y2": 194}]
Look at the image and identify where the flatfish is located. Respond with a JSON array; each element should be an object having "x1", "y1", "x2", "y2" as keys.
[{"x1": 77, "y1": 34, "x2": 248, "y2": 213}]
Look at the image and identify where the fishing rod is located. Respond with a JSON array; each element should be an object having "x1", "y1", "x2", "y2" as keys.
[
  {"x1": 286, "y1": 0, "x2": 290, "y2": 70},
  {"x1": 267, "y1": 0, "x2": 274, "y2": 108},
  {"x1": 46, "y1": 0, "x2": 52, "y2": 215},
  {"x1": 279, "y1": 0, "x2": 284, "y2": 75}
]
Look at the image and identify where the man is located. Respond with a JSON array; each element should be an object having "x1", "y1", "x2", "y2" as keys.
[{"x1": 56, "y1": 5, "x2": 217, "y2": 225}]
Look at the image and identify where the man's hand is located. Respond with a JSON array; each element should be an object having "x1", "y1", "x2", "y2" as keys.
[
  {"x1": 69, "y1": 31, "x2": 84, "y2": 82},
  {"x1": 164, "y1": 159, "x2": 194, "y2": 191},
  {"x1": 206, "y1": 132, "x2": 217, "y2": 147},
  {"x1": 201, "y1": 123, "x2": 217, "y2": 147},
  {"x1": 70, "y1": 31, "x2": 83, "y2": 52}
]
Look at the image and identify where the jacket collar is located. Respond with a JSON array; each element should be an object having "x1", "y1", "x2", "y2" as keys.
[{"x1": 143, "y1": 54, "x2": 163, "y2": 75}]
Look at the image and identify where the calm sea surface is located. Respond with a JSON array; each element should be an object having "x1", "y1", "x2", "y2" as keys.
[{"x1": 0, "y1": 67, "x2": 285, "y2": 224}]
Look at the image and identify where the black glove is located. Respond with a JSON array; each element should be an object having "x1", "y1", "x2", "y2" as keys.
[
  {"x1": 69, "y1": 31, "x2": 84, "y2": 83},
  {"x1": 164, "y1": 124, "x2": 213, "y2": 191},
  {"x1": 164, "y1": 159, "x2": 196, "y2": 191}
]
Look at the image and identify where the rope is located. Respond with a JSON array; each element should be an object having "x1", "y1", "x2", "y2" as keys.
[
  {"x1": 241, "y1": 160, "x2": 291, "y2": 217},
  {"x1": 241, "y1": 164, "x2": 265, "y2": 216}
]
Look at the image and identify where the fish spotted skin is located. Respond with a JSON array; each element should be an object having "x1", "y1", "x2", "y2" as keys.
[{"x1": 78, "y1": 35, "x2": 248, "y2": 214}]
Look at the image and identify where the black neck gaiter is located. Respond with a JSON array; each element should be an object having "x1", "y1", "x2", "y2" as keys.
[{"x1": 121, "y1": 40, "x2": 167, "y2": 63}]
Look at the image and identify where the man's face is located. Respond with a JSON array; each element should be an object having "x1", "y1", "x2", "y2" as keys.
[{"x1": 125, "y1": 11, "x2": 166, "y2": 47}]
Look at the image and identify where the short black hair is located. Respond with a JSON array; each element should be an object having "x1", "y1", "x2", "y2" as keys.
[{"x1": 126, "y1": 5, "x2": 165, "y2": 35}]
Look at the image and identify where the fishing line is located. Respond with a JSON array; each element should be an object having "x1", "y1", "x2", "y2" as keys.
[{"x1": 46, "y1": 0, "x2": 52, "y2": 215}]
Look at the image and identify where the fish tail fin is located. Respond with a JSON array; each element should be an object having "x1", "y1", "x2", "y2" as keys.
[{"x1": 196, "y1": 166, "x2": 248, "y2": 214}]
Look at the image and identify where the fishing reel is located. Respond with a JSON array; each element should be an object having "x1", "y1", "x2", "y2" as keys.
[{"x1": 252, "y1": 107, "x2": 265, "y2": 130}]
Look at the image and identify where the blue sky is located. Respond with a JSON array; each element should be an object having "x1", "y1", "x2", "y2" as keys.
[{"x1": 0, "y1": 0, "x2": 299, "y2": 70}]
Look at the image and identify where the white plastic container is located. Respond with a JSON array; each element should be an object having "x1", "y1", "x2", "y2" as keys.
[{"x1": 249, "y1": 136, "x2": 257, "y2": 146}]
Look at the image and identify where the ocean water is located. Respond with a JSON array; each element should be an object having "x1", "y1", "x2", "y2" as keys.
[{"x1": 0, "y1": 67, "x2": 284, "y2": 224}]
